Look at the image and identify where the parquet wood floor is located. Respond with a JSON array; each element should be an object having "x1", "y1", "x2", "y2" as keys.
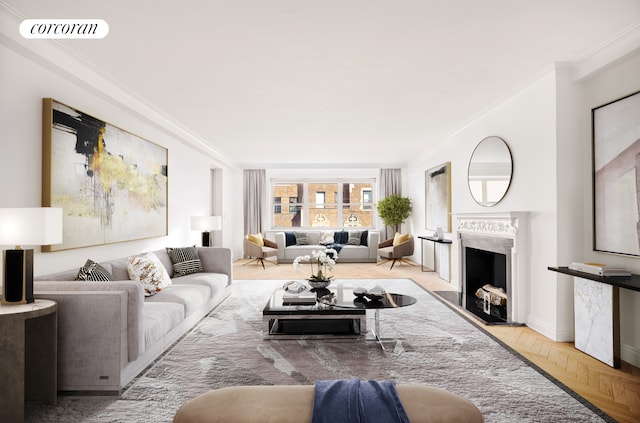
[{"x1": 234, "y1": 258, "x2": 640, "y2": 422}]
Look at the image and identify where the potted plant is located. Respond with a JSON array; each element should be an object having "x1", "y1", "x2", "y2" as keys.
[{"x1": 376, "y1": 194, "x2": 412, "y2": 239}]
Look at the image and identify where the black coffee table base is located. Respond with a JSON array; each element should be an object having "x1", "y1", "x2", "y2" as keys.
[{"x1": 265, "y1": 316, "x2": 365, "y2": 338}]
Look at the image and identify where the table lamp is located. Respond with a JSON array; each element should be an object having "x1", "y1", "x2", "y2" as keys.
[
  {"x1": 0, "y1": 208, "x2": 63, "y2": 305},
  {"x1": 190, "y1": 215, "x2": 222, "y2": 247}
]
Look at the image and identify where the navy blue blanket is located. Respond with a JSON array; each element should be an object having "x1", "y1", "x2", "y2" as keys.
[{"x1": 312, "y1": 379, "x2": 410, "y2": 423}]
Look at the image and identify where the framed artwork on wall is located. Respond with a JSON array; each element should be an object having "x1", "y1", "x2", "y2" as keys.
[
  {"x1": 592, "y1": 90, "x2": 640, "y2": 256},
  {"x1": 425, "y1": 162, "x2": 451, "y2": 232},
  {"x1": 42, "y1": 98, "x2": 168, "y2": 252}
]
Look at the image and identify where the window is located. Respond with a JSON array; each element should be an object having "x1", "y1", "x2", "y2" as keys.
[
  {"x1": 271, "y1": 179, "x2": 375, "y2": 229},
  {"x1": 274, "y1": 197, "x2": 281, "y2": 214}
]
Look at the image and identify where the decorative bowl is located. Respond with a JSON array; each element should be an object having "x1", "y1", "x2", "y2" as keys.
[{"x1": 307, "y1": 279, "x2": 331, "y2": 289}]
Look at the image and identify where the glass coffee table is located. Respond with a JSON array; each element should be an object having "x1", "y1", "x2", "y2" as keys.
[{"x1": 263, "y1": 283, "x2": 417, "y2": 350}]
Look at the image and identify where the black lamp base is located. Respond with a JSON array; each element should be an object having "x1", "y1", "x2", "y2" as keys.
[
  {"x1": 2, "y1": 249, "x2": 34, "y2": 305},
  {"x1": 201, "y1": 231, "x2": 211, "y2": 247}
]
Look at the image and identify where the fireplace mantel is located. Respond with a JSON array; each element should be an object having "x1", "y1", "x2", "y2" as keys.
[
  {"x1": 453, "y1": 212, "x2": 528, "y2": 237},
  {"x1": 454, "y1": 211, "x2": 529, "y2": 324}
]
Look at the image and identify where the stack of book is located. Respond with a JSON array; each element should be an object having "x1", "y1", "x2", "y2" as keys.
[
  {"x1": 282, "y1": 291, "x2": 317, "y2": 305},
  {"x1": 568, "y1": 262, "x2": 631, "y2": 277}
]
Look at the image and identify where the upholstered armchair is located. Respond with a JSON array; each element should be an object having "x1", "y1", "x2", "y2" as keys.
[
  {"x1": 243, "y1": 233, "x2": 278, "y2": 269},
  {"x1": 377, "y1": 233, "x2": 415, "y2": 269}
]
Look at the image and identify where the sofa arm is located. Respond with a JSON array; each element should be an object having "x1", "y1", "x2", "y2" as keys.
[
  {"x1": 197, "y1": 247, "x2": 233, "y2": 284},
  {"x1": 274, "y1": 232, "x2": 286, "y2": 259},
  {"x1": 367, "y1": 231, "x2": 380, "y2": 259},
  {"x1": 34, "y1": 290, "x2": 128, "y2": 391},
  {"x1": 34, "y1": 280, "x2": 144, "y2": 362}
]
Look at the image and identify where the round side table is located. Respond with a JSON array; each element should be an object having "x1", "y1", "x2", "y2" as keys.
[{"x1": 0, "y1": 299, "x2": 57, "y2": 422}]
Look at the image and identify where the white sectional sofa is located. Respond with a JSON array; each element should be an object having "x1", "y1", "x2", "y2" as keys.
[
  {"x1": 274, "y1": 230, "x2": 379, "y2": 263},
  {"x1": 34, "y1": 247, "x2": 232, "y2": 393}
]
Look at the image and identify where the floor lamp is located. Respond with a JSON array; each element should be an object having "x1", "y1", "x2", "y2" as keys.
[
  {"x1": 0, "y1": 208, "x2": 63, "y2": 305},
  {"x1": 190, "y1": 216, "x2": 222, "y2": 247}
]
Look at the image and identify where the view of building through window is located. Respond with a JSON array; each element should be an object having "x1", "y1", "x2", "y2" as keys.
[{"x1": 272, "y1": 180, "x2": 375, "y2": 228}]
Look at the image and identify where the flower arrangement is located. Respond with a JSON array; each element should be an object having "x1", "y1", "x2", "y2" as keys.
[{"x1": 293, "y1": 249, "x2": 338, "y2": 284}]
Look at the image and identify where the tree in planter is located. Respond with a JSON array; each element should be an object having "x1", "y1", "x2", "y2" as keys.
[{"x1": 376, "y1": 194, "x2": 412, "y2": 239}]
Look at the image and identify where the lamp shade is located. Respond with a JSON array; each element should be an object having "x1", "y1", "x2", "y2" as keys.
[
  {"x1": 0, "y1": 208, "x2": 63, "y2": 247},
  {"x1": 190, "y1": 215, "x2": 222, "y2": 231}
]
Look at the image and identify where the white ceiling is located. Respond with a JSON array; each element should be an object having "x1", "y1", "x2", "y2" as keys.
[{"x1": 6, "y1": 1, "x2": 640, "y2": 168}]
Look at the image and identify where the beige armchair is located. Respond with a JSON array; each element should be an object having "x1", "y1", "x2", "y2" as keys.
[
  {"x1": 377, "y1": 233, "x2": 415, "y2": 269},
  {"x1": 243, "y1": 234, "x2": 278, "y2": 269}
]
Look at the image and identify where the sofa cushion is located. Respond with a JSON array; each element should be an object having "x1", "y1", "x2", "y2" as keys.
[
  {"x1": 143, "y1": 302, "x2": 184, "y2": 350},
  {"x1": 166, "y1": 246, "x2": 204, "y2": 277},
  {"x1": 173, "y1": 272, "x2": 228, "y2": 293},
  {"x1": 127, "y1": 253, "x2": 172, "y2": 296},
  {"x1": 146, "y1": 284, "x2": 211, "y2": 316},
  {"x1": 75, "y1": 259, "x2": 114, "y2": 281}
]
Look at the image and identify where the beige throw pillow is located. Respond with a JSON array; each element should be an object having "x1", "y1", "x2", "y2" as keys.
[{"x1": 127, "y1": 252, "x2": 172, "y2": 296}]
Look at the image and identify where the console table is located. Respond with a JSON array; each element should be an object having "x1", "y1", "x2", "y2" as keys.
[
  {"x1": 548, "y1": 266, "x2": 640, "y2": 368},
  {"x1": 0, "y1": 299, "x2": 57, "y2": 422},
  {"x1": 418, "y1": 236, "x2": 452, "y2": 280}
]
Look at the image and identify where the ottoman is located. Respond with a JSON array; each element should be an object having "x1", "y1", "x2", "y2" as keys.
[{"x1": 173, "y1": 385, "x2": 484, "y2": 423}]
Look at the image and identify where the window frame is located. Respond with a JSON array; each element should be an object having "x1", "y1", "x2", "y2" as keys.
[{"x1": 270, "y1": 178, "x2": 376, "y2": 230}]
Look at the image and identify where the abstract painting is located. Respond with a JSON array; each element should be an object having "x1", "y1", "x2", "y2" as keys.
[
  {"x1": 425, "y1": 162, "x2": 451, "y2": 232},
  {"x1": 42, "y1": 99, "x2": 168, "y2": 251},
  {"x1": 592, "y1": 90, "x2": 640, "y2": 256}
]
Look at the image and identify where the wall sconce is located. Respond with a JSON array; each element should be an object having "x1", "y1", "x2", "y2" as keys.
[
  {"x1": 190, "y1": 216, "x2": 222, "y2": 247},
  {"x1": 0, "y1": 208, "x2": 63, "y2": 304}
]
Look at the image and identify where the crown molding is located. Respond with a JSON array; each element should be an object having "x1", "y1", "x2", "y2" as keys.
[
  {"x1": 0, "y1": 2, "x2": 238, "y2": 170},
  {"x1": 572, "y1": 20, "x2": 640, "y2": 82}
]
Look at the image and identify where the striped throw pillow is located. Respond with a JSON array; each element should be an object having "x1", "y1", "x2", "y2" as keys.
[
  {"x1": 76, "y1": 259, "x2": 114, "y2": 282},
  {"x1": 166, "y1": 246, "x2": 204, "y2": 277}
]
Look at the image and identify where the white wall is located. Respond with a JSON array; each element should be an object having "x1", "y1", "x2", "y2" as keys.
[
  {"x1": 409, "y1": 70, "x2": 562, "y2": 338},
  {"x1": 0, "y1": 8, "x2": 241, "y2": 275},
  {"x1": 408, "y1": 47, "x2": 640, "y2": 366}
]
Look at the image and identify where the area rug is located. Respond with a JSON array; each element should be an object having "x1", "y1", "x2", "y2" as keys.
[{"x1": 26, "y1": 279, "x2": 613, "y2": 423}]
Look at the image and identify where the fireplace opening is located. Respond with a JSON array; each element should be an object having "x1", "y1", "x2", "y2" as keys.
[{"x1": 463, "y1": 247, "x2": 508, "y2": 324}]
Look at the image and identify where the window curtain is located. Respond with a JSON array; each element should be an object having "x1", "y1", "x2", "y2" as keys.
[
  {"x1": 380, "y1": 169, "x2": 402, "y2": 199},
  {"x1": 243, "y1": 169, "x2": 266, "y2": 239},
  {"x1": 379, "y1": 168, "x2": 402, "y2": 198},
  {"x1": 379, "y1": 168, "x2": 402, "y2": 239}
]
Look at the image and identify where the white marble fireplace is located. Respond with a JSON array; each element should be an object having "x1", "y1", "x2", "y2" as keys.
[{"x1": 455, "y1": 212, "x2": 529, "y2": 324}]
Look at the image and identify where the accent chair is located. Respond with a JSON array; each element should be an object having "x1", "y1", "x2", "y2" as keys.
[
  {"x1": 243, "y1": 233, "x2": 278, "y2": 269},
  {"x1": 377, "y1": 233, "x2": 415, "y2": 269}
]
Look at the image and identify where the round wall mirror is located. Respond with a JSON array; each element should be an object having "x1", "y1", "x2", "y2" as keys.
[{"x1": 467, "y1": 136, "x2": 513, "y2": 207}]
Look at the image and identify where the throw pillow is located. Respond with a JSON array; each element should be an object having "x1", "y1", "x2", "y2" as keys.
[
  {"x1": 247, "y1": 233, "x2": 264, "y2": 246},
  {"x1": 333, "y1": 230, "x2": 348, "y2": 244},
  {"x1": 263, "y1": 238, "x2": 278, "y2": 248},
  {"x1": 347, "y1": 231, "x2": 363, "y2": 245},
  {"x1": 284, "y1": 231, "x2": 296, "y2": 247},
  {"x1": 127, "y1": 252, "x2": 172, "y2": 296},
  {"x1": 75, "y1": 259, "x2": 114, "y2": 282},
  {"x1": 319, "y1": 231, "x2": 335, "y2": 245},
  {"x1": 294, "y1": 231, "x2": 309, "y2": 245},
  {"x1": 360, "y1": 230, "x2": 369, "y2": 246},
  {"x1": 393, "y1": 232, "x2": 410, "y2": 246},
  {"x1": 166, "y1": 246, "x2": 204, "y2": 277}
]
